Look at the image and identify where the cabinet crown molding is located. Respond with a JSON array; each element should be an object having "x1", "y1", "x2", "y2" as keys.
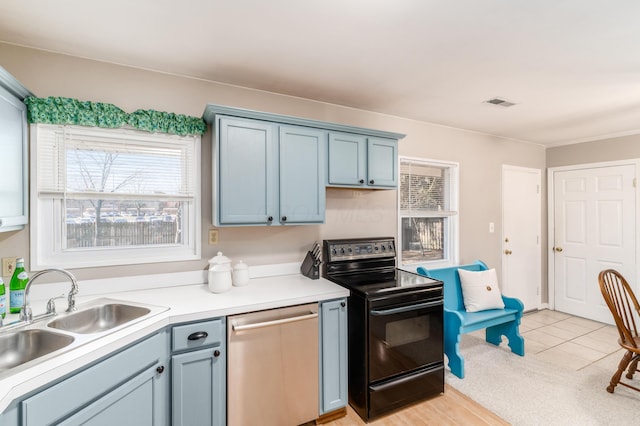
[{"x1": 203, "y1": 104, "x2": 405, "y2": 141}]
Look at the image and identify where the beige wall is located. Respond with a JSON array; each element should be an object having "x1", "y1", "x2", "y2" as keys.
[
  {"x1": 547, "y1": 134, "x2": 640, "y2": 167},
  {"x1": 0, "y1": 43, "x2": 546, "y2": 290}
]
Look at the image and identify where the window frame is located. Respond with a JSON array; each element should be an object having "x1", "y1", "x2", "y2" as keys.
[
  {"x1": 397, "y1": 155, "x2": 459, "y2": 270},
  {"x1": 30, "y1": 124, "x2": 201, "y2": 270}
]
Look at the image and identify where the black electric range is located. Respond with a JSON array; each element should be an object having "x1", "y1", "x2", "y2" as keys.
[{"x1": 322, "y1": 237, "x2": 444, "y2": 422}]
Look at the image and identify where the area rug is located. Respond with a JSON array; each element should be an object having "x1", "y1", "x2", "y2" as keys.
[{"x1": 446, "y1": 335, "x2": 638, "y2": 425}]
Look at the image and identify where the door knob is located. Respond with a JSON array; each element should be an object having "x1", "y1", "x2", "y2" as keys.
[
  {"x1": 554, "y1": 247, "x2": 563, "y2": 252},
  {"x1": 504, "y1": 250, "x2": 512, "y2": 255}
]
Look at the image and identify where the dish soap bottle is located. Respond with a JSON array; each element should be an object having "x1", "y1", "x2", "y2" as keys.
[
  {"x1": 0, "y1": 277, "x2": 5, "y2": 318},
  {"x1": 10, "y1": 258, "x2": 28, "y2": 314}
]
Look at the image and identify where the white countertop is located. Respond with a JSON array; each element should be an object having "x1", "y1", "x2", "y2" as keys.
[{"x1": 0, "y1": 272, "x2": 349, "y2": 412}]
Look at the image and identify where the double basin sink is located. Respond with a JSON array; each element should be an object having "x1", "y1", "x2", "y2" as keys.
[{"x1": 0, "y1": 299, "x2": 168, "y2": 376}]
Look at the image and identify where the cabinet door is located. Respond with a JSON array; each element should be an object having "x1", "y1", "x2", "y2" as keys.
[
  {"x1": 367, "y1": 137, "x2": 398, "y2": 187},
  {"x1": 21, "y1": 333, "x2": 169, "y2": 426},
  {"x1": 327, "y1": 133, "x2": 366, "y2": 186},
  {"x1": 319, "y1": 298, "x2": 348, "y2": 414},
  {"x1": 216, "y1": 116, "x2": 277, "y2": 225},
  {"x1": 0, "y1": 84, "x2": 27, "y2": 230},
  {"x1": 279, "y1": 125, "x2": 326, "y2": 224},
  {"x1": 172, "y1": 347, "x2": 225, "y2": 426},
  {"x1": 56, "y1": 366, "x2": 159, "y2": 426}
]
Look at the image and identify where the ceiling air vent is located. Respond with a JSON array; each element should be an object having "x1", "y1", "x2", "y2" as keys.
[{"x1": 484, "y1": 97, "x2": 516, "y2": 107}]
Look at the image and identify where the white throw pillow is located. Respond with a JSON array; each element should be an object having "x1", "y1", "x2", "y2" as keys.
[{"x1": 457, "y1": 268, "x2": 505, "y2": 312}]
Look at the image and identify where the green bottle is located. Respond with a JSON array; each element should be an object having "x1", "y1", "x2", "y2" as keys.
[
  {"x1": 10, "y1": 258, "x2": 28, "y2": 314},
  {"x1": 0, "y1": 277, "x2": 6, "y2": 318}
]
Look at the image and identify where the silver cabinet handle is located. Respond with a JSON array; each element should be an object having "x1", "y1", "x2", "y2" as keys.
[{"x1": 232, "y1": 312, "x2": 318, "y2": 331}]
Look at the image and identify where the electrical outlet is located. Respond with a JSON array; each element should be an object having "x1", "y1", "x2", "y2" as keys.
[
  {"x1": 2, "y1": 257, "x2": 16, "y2": 277},
  {"x1": 208, "y1": 229, "x2": 219, "y2": 245}
]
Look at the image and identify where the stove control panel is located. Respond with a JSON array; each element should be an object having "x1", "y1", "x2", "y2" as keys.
[{"x1": 323, "y1": 238, "x2": 396, "y2": 262}]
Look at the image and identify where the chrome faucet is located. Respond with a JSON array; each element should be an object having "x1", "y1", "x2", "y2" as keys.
[{"x1": 20, "y1": 268, "x2": 79, "y2": 323}]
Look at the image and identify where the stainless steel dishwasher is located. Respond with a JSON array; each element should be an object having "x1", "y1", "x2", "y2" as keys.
[{"x1": 227, "y1": 303, "x2": 319, "y2": 426}]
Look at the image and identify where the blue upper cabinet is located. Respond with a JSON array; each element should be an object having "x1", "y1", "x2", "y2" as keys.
[
  {"x1": 328, "y1": 132, "x2": 398, "y2": 189},
  {"x1": 214, "y1": 116, "x2": 326, "y2": 226},
  {"x1": 328, "y1": 133, "x2": 367, "y2": 186},
  {"x1": 367, "y1": 137, "x2": 398, "y2": 187},
  {"x1": 204, "y1": 104, "x2": 405, "y2": 226},
  {"x1": 0, "y1": 67, "x2": 31, "y2": 232},
  {"x1": 216, "y1": 116, "x2": 278, "y2": 225},
  {"x1": 279, "y1": 125, "x2": 326, "y2": 224}
]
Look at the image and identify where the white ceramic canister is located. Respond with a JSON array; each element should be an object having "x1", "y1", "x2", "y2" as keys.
[
  {"x1": 233, "y1": 260, "x2": 250, "y2": 286},
  {"x1": 208, "y1": 251, "x2": 232, "y2": 293}
]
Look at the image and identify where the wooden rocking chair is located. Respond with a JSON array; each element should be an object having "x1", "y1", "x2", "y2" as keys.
[{"x1": 598, "y1": 269, "x2": 640, "y2": 393}]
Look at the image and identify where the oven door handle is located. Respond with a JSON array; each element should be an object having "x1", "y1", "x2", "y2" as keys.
[{"x1": 370, "y1": 299, "x2": 443, "y2": 316}]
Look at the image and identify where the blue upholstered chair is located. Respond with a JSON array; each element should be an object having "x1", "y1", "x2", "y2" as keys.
[{"x1": 417, "y1": 260, "x2": 525, "y2": 379}]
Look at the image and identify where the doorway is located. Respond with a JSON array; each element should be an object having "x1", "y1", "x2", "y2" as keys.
[
  {"x1": 502, "y1": 165, "x2": 541, "y2": 311},
  {"x1": 548, "y1": 161, "x2": 638, "y2": 324}
]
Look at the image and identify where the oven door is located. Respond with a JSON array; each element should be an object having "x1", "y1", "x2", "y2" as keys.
[{"x1": 368, "y1": 290, "x2": 443, "y2": 383}]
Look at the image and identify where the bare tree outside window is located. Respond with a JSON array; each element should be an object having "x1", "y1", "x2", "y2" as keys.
[{"x1": 64, "y1": 140, "x2": 185, "y2": 249}]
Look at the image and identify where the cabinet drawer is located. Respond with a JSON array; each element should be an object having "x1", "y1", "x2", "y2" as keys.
[{"x1": 172, "y1": 318, "x2": 224, "y2": 352}]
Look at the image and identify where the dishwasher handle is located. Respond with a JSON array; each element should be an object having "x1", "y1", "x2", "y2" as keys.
[{"x1": 232, "y1": 312, "x2": 318, "y2": 332}]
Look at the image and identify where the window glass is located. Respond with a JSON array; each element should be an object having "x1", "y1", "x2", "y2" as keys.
[
  {"x1": 31, "y1": 124, "x2": 200, "y2": 269},
  {"x1": 398, "y1": 157, "x2": 458, "y2": 267}
]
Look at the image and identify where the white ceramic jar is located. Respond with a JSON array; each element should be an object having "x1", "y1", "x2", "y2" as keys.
[
  {"x1": 233, "y1": 260, "x2": 250, "y2": 287},
  {"x1": 208, "y1": 251, "x2": 232, "y2": 293}
]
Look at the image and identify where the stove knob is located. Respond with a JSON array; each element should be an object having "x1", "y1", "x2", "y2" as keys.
[
  {"x1": 388, "y1": 244, "x2": 393, "y2": 250},
  {"x1": 331, "y1": 248, "x2": 337, "y2": 255},
  {"x1": 340, "y1": 248, "x2": 345, "y2": 254},
  {"x1": 381, "y1": 245, "x2": 386, "y2": 251},
  {"x1": 374, "y1": 246, "x2": 379, "y2": 251},
  {"x1": 348, "y1": 247, "x2": 352, "y2": 253}
]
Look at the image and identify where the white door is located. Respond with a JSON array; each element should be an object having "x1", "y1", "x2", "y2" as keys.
[
  {"x1": 552, "y1": 164, "x2": 636, "y2": 323},
  {"x1": 502, "y1": 165, "x2": 541, "y2": 311}
]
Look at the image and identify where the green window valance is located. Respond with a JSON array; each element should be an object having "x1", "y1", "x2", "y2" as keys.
[{"x1": 24, "y1": 96, "x2": 206, "y2": 136}]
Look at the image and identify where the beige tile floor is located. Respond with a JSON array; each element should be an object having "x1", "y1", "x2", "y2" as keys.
[{"x1": 518, "y1": 309, "x2": 623, "y2": 373}]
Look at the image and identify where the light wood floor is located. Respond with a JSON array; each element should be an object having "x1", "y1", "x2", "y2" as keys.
[{"x1": 323, "y1": 385, "x2": 509, "y2": 425}]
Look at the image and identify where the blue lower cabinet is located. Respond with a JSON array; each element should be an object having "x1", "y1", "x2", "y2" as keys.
[
  {"x1": 319, "y1": 298, "x2": 348, "y2": 414},
  {"x1": 20, "y1": 332, "x2": 170, "y2": 426},
  {"x1": 171, "y1": 317, "x2": 226, "y2": 426}
]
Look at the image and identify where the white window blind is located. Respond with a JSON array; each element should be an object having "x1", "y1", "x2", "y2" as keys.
[
  {"x1": 400, "y1": 159, "x2": 457, "y2": 217},
  {"x1": 37, "y1": 125, "x2": 196, "y2": 200}
]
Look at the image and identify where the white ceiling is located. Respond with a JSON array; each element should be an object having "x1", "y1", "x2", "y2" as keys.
[{"x1": 2, "y1": 0, "x2": 640, "y2": 146}]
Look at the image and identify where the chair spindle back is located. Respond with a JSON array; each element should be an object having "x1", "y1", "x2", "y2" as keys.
[{"x1": 598, "y1": 269, "x2": 640, "y2": 349}]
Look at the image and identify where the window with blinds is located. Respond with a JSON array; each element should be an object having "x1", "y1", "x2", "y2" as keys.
[
  {"x1": 399, "y1": 157, "x2": 458, "y2": 266},
  {"x1": 31, "y1": 124, "x2": 201, "y2": 269}
]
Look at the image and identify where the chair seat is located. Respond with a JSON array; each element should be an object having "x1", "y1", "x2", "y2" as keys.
[
  {"x1": 619, "y1": 335, "x2": 640, "y2": 352},
  {"x1": 459, "y1": 308, "x2": 519, "y2": 327}
]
